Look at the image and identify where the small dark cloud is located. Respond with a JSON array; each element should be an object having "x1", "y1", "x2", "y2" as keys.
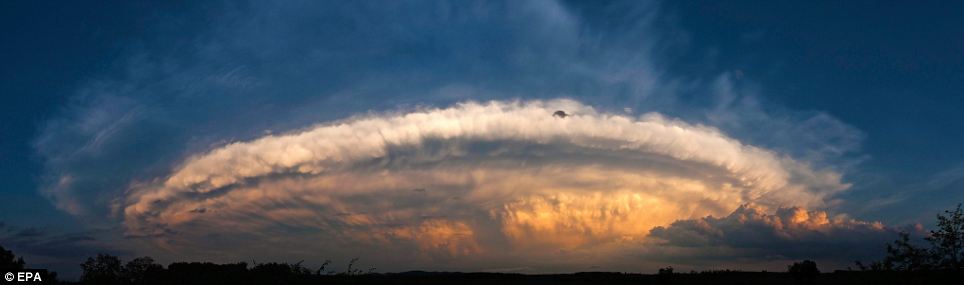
[
  {"x1": 647, "y1": 205, "x2": 911, "y2": 262},
  {"x1": 14, "y1": 227, "x2": 46, "y2": 238},
  {"x1": 419, "y1": 215, "x2": 447, "y2": 220},
  {"x1": 0, "y1": 221, "x2": 127, "y2": 279},
  {"x1": 123, "y1": 227, "x2": 177, "y2": 239}
]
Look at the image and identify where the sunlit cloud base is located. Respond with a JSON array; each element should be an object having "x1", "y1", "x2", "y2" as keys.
[{"x1": 112, "y1": 99, "x2": 883, "y2": 271}]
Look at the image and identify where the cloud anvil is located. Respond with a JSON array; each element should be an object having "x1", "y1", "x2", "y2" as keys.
[{"x1": 118, "y1": 99, "x2": 855, "y2": 269}]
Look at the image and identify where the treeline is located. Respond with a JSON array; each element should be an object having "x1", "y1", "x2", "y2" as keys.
[
  {"x1": 2, "y1": 246, "x2": 964, "y2": 285},
  {"x1": 74, "y1": 255, "x2": 373, "y2": 285},
  {"x1": 1, "y1": 204, "x2": 963, "y2": 284},
  {"x1": 857, "y1": 204, "x2": 964, "y2": 271}
]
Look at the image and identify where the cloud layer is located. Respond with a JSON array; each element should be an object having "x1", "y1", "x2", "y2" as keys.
[
  {"x1": 648, "y1": 204, "x2": 898, "y2": 263},
  {"x1": 26, "y1": 1, "x2": 880, "y2": 273},
  {"x1": 117, "y1": 99, "x2": 853, "y2": 270},
  {"x1": 0, "y1": 222, "x2": 123, "y2": 279}
]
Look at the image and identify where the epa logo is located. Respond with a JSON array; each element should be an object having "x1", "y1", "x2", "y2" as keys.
[{"x1": 4, "y1": 271, "x2": 43, "y2": 282}]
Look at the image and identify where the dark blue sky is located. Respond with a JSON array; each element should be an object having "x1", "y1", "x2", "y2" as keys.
[
  {"x1": 666, "y1": 1, "x2": 964, "y2": 174},
  {"x1": 660, "y1": 1, "x2": 964, "y2": 220},
  {"x1": 2, "y1": 0, "x2": 964, "y2": 278}
]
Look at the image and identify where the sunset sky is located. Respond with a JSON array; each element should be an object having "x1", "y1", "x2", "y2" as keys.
[{"x1": 3, "y1": 0, "x2": 964, "y2": 279}]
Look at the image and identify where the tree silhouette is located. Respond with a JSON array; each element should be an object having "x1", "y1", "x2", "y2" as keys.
[
  {"x1": 926, "y1": 203, "x2": 964, "y2": 270},
  {"x1": 883, "y1": 232, "x2": 929, "y2": 270},
  {"x1": 122, "y1": 256, "x2": 164, "y2": 284},
  {"x1": 80, "y1": 253, "x2": 122, "y2": 284},
  {"x1": 314, "y1": 259, "x2": 332, "y2": 275},
  {"x1": 0, "y1": 245, "x2": 25, "y2": 270},
  {"x1": 788, "y1": 260, "x2": 819, "y2": 278},
  {"x1": 343, "y1": 257, "x2": 363, "y2": 276},
  {"x1": 878, "y1": 203, "x2": 964, "y2": 271}
]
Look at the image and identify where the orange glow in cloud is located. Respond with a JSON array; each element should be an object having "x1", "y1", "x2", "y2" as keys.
[{"x1": 118, "y1": 99, "x2": 863, "y2": 270}]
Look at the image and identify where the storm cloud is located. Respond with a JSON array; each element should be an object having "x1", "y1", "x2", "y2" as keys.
[
  {"x1": 647, "y1": 204, "x2": 906, "y2": 263},
  {"x1": 26, "y1": 0, "x2": 880, "y2": 273},
  {"x1": 115, "y1": 99, "x2": 857, "y2": 270}
]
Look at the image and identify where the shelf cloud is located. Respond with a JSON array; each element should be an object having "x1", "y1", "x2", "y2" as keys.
[{"x1": 116, "y1": 99, "x2": 858, "y2": 269}]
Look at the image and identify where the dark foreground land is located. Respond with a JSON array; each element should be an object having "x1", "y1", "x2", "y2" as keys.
[
  {"x1": 50, "y1": 270, "x2": 963, "y2": 285},
  {"x1": 263, "y1": 271, "x2": 964, "y2": 285},
  {"x1": 365, "y1": 271, "x2": 964, "y2": 285}
]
